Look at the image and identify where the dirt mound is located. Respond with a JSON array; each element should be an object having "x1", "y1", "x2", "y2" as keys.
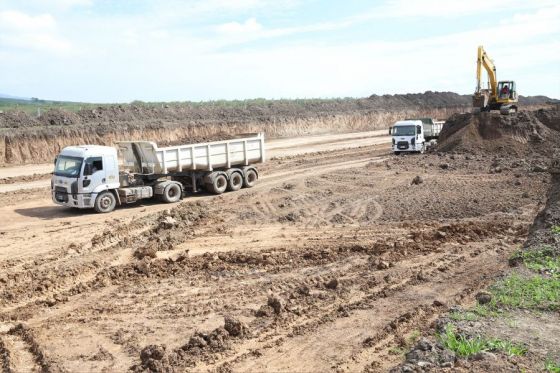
[
  {"x1": 522, "y1": 160, "x2": 560, "y2": 252},
  {"x1": 437, "y1": 108, "x2": 560, "y2": 156},
  {"x1": 132, "y1": 316, "x2": 247, "y2": 372},
  {"x1": 40, "y1": 108, "x2": 81, "y2": 126}
]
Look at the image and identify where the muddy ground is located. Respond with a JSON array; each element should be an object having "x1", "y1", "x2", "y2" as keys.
[{"x1": 0, "y1": 107, "x2": 559, "y2": 372}]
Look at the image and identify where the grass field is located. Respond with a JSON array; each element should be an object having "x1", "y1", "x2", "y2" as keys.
[{"x1": 0, "y1": 97, "x2": 359, "y2": 116}]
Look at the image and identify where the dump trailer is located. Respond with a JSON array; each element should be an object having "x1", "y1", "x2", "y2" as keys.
[
  {"x1": 51, "y1": 133, "x2": 265, "y2": 213},
  {"x1": 389, "y1": 118, "x2": 444, "y2": 155}
]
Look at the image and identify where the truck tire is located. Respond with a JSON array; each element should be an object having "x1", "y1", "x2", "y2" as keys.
[
  {"x1": 94, "y1": 191, "x2": 116, "y2": 213},
  {"x1": 161, "y1": 183, "x2": 182, "y2": 203},
  {"x1": 209, "y1": 174, "x2": 228, "y2": 194},
  {"x1": 394, "y1": 151, "x2": 401, "y2": 156},
  {"x1": 243, "y1": 169, "x2": 258, "y2": 188},
  {"x1": 227, "y1": 172, "x2": 243, "y2": 191}
]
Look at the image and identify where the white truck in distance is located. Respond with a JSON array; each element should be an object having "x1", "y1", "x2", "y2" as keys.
[
  {"x1": 389, "y1": 118, "x2": 444, "y2": 155},
  {"x1": 51, "y1": 133, "x2": 265, "y2": 213}
]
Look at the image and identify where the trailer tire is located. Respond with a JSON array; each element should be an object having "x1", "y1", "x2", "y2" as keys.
[
  {"x1": 162, "y1": 183, "x2": 182, "y2": 203},
  {"x1": 243, "y1": 169, "x2": 258, "y2": 188},
  {"x1": 209, "y1": 174, "x2": 228, "y2": 194},
  {"x1": 94, "y1": 191, "x2": 116, "y2": 213},
  {"x1": 227, "y1": 172, "x2": 243, "y2": 191}
]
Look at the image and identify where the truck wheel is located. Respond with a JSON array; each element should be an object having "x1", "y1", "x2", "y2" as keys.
[
  {"x1": 94, "y1": 191, "x2": 116, "y2": 213},
  {"x1": 209, "y1": 174, "x2": 228, "y2": 194},
  {"x1": 394, "y1": 151, "x2": 401, "y2": 156},
  {"x1": 243, "y1": 169, "x2": 258, "y2": 188},
  {"x1": 227, "y1": 172, "x2": 243, "y2": 191},
  {"x1": 162, "y1": 183, "x2": 182, "y2": 203}
]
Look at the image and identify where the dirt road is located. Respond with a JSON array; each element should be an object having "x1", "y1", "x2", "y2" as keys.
[
  {"x1": 0, "y1": 130, "x2": 390, "y2": 194},
  {"x1": 0, "y1": 129, "x2": 550, "y2": 372}
]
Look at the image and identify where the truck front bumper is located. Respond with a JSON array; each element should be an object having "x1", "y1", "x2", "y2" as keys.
[
  {"x1": 393, "y1": 143, "x2": 424, "y2": 152},
  {"x1": 52, "y1": 190, "x2": 96, "y2": 209}
]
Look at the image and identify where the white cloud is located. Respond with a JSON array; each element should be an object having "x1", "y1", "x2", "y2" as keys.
[
  {"x1": 216, "y1": 18, "x2": 263, "y2": 34},
  {"x1": 0, "y1": 10, "x2": 71, "y2": 52},
  {"x1": 0, "y1": 10, "x2": 56, "y2": 30},
  {"x1": 367, "y1": 0, "x2": 558, "y2": 18}
]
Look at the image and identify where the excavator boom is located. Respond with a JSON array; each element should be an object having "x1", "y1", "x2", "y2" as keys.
[{"x1": 476, "y1": 46, "x2": 497, "y2": 95}]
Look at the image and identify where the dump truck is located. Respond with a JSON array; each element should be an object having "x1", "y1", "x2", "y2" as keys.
[
  {"x1": 51, "y1": 133, "x2": 265, "y2": 213},
  {"x1": 389, "y1": 118, "x2": 443, "y2": 155}
]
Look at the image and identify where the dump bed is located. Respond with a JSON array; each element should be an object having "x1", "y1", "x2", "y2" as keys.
[
  {"x1": 405, "y1": 117, "x2": 444, "y2": 140},
  {"x1": 424, "y1": 121, "x2": 444, "y2": 139},
  {"x1": 117, "y1": 133, "x2": 265, "y2": 174}
]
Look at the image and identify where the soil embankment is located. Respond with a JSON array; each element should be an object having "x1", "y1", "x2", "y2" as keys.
[
  {"x1": 437, "y1": 107, "x2": 560, "y2": 157},
  {"x1": 0, "y1": 91, "x2": 475, "y2": 165},
  {"x1": 4, "y1": 91, "x2": 554, "y2": 166}
]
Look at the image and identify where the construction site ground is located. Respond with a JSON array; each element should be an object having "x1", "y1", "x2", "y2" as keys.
[{"x1": 0, "y1": 122, "x2": 554, "y2": 372}]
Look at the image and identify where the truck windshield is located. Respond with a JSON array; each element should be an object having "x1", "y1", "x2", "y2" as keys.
[
  {"x1": 393, "y1": 126, "x2": 416, "y2": 136},
  {"x1": 54, "y1": 156, "x2": 83, "y2": 177}
]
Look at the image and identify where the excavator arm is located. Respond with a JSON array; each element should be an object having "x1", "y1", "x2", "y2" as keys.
[{"x1": 476, "y1": 46, "x2": 497, "y2": 95}]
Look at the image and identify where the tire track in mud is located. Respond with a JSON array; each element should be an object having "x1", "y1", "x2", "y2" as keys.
[
  {"x1": 204, "y1": 238, "x2": 514, "y2": 373},
  {"x1": 0, "y1": 323, "x2": 54, "y2": 373},
  {"x1": 116, "y1": 219, "x2": 521, "y2": 371}
]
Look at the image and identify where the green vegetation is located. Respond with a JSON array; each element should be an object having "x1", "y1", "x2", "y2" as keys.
[
  {"x1": 449, "y1": 304, "x2": 500, "y2": 321},
  {"x1": 545, "y1": 359, "x2": 560, "y2": 373},
  {"x1": 510, "y1": 247, "x2": 559, "y2": 276},
  {"x1": 552, "y1": 226, "x2": 560, "y2": 235},
  {"x1": 407, "y1": 329, "x2": 421, "y2": 345},
  {"x1": 0, "y1": 97, "x2": 98, "y2": 115},
  {"x1": 0, "y1": 96, "x2": 360, "y2": 116},
  {"x1": 438, "y1": 324, "x2": 527, "y2": 357},
  {"x1": 388, "y1": 346, "x2": 405, "y2": 356},
  {"x1": 490, "y1": 273, "x2": 560, "y2": 311}
]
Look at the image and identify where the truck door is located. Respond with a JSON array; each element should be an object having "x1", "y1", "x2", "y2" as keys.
[
  {"x1": 416, "y1": 125, "x2": 424, "y2": 141},
  {"x1": 81, "y1": 157, "x2": 106, "y2": 193},
  {"x1": 104, "y1": 155, "x2": 119, "y2": 186}
]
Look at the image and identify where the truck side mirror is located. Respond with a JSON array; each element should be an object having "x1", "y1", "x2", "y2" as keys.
[
  {"x1": 84, "y1": 163, "x2": 92, "y2": 176},
  {"x1": 388, "y1": 127, "x2": 392, "y2": 135},
  {"x1": 54, "y1": 157, "x2": 57, "y2": 165},
  {"x1": 416, "y1": 125, "x2": 422, "y2": 135}
]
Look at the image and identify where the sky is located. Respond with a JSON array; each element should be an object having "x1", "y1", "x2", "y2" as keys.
[{"x1": 0, "y1": 0, "x2": 559, "y2": 102}]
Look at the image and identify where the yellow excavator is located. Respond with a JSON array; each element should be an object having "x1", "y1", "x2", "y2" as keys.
[{"x1": 473, "y1": 45, "x2": 518, "y2": 115}]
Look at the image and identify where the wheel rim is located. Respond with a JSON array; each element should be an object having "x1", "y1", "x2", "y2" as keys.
[
  {"x1": 217, "y1": 177, "x2": 226, "y2": 188},
  {"x1": 168, "y1": 186, "x2": 178, "y2": 198},
  {"x1": 100, "y1": 195, "x2": 112, "y2": 209},
  {"x1": 248, "y1": 172, "x2": 256, "y2": 183},
  {"x1": 234, "y1": 174, "x2": 242, "y2": 186}
]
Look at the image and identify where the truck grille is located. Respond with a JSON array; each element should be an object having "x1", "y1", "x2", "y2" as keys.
[
  {"x1": 397, "y1": 141, "x2": 409, "y2": 150},
  {"x1": 54, "y1": 186, "x2": 68, "y2": 203}
]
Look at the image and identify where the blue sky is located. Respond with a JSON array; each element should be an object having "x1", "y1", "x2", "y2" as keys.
[{"x1": 0, "y1": 0, "x2": 559, "y2": 102}]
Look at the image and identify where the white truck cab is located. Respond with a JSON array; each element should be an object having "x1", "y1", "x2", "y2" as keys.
[
  {"x1": 52, "y1": 145, "x2": 120, "y2": 210},
  {"x1": 389, "y1": 118, "x2": 443, "y2": 155}
]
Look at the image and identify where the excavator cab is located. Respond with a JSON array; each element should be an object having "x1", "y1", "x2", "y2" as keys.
[{"x1": 497, "y1": 81, "x2": 516, "y2": 101}]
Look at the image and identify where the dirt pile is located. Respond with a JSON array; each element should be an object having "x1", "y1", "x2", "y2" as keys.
[
  {"x1": 437, "y1": 108, "x2": 560, "y2": 156},
  {"x1": 521, "y1": 158, "x2": 560, "y2": 253},
  {"x1": 132, "y1": 316, "x2": 248, "y2": 372}
]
